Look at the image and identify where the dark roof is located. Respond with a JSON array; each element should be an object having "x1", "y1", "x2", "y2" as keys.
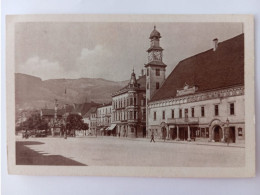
[
  {"x1": 144, "y1": 60, "x2": 167, "y2": 67},
  {"x1": 150, "y1": 34, "x2": 244, "y2": 102},
  {"x1": 112, "y1": 75, "x2": 146, "y2": 97},
  {"x1": 150, "y1": 26, "x2": 161, "y2": 39},
  {"x1": 73, "y1": 102, "x2": 100, "y2": 115},
  {"x1": 97, "y1": 102, "x2": 112, "y2": 108},
  {"x1": 83, "y1": 107, "x2": 98, "y2": 118},
  {"x1": 147, "y1": 46, "x2": 163, "y2": 52},
  {"x1": 137, "y1": 75, "x2": 146, "y2": 90}
]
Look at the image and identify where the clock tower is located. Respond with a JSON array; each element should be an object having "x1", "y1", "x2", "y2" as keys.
[{"x1": 145, "y1": 26, "x2": 167, "y2": 102}]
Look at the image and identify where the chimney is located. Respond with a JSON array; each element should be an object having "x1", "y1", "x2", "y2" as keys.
[
  {"x1": 213, "y1": 38, "x2": 218, "y2": 51},
  {"x1": 141, "y1": 69, "x2": 144, "y2": 76}
]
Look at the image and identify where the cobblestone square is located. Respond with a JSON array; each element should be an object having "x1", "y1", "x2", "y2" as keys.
[{"x1": 16, "y1": 136, "x2": 245, "y2": 167}]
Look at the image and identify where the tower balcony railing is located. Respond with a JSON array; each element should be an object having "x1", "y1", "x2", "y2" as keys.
[{"x1": 167, "y1": 117, "x2": 199, "y2": 125}]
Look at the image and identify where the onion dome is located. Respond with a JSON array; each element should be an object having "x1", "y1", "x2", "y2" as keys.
[{"x1": 149, "y1": 26, "x2": 161, "y2": 39}]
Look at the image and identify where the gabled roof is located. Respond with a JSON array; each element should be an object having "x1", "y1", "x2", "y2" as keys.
[
  {"x1": 83, "y1": 107, "x2": 98, "y2": 118},
  {"x1": 112, "y1": 75, "x2": 146, "y2": 97},
  {"x1": 73, "y1": 102, "x2": 100, "y2": 116},
  {"x1": 150, "y1": 34, "x2": 244, "y2": 102}
]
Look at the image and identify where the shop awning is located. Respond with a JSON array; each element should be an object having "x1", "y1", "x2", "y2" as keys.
[{"x1": 107, "y1": 124, "x2": 117, "y2": 131}]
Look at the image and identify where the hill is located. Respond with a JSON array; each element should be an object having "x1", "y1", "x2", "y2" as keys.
[{"x1": 15, "y1": 73, "x2": 128, "y2": 110}]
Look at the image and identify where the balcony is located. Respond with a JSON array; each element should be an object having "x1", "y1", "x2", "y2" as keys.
[{"x1": 167, "y1": 117, "x2": 199, "y2": 125}]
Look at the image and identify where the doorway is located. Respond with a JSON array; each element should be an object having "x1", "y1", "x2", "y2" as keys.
[
  {"x1": 171, "y1": 128, "x2": 177, "y2": 140},
  {"x1": 229, "y1": 127, "x2": 236, "y2": 143},
  {"x1": 213, "y1": 125, "x2": 222, "y2": 142}
]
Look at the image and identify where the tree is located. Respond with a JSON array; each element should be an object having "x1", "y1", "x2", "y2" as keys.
[
  {"x1": 81, "y1": 123, "x2": 89, "y2": 130},
  {"x1": 17, "y1": 112, "x2": 48, "y2": 130},
  {"x1": 66, "y1": 114, "x2": 84, "y2": 131}
]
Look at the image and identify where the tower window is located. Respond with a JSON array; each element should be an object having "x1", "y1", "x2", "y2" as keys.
[
  {"x1": 154, "y1": 112, "x2": 157, "y2": 120},
  {"x1": 215, "y1": 105, "x2": 219, "y2": 116},
  {"x1": 147, "y1": 69, "x2": 149, "y2": 76},
  {"x1": 156, "y1": 82, "x2": 160, "y2": 89},
  {"x1": 162, "y1": 111, "x2": 165, "y2": 120},
  {"x1": 179, "y1": 109, "x2": 182, "y2": 118},
  {"x1": 191, "y1": 107, "x2": 195, "y2": 117},
  {"x1": 147, "y1": 83, "x2": 149, "y2": 89},
  {"x1": 230, "y1": 103, "x2": 235, "y2": 115},
  {"x1": 184, "y1": 108, "x2": 188, "y2": 118},
  {"x1": 156, "y1": 69, "x2": 160, "y2": 76},
  {"x1": 201, "y1": 106, "x2": 205, "y2": 117},
  {"x1": 171, "y1": 110, "x2": 174, "y2": 119}
]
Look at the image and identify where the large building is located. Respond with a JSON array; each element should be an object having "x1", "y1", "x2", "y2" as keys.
[
  {"x1": 145, "y1": 28, "x2": 244, "y2": 144},
  {"x1": 96, "y1": 103, "x2": 113, "y2": 135},
  {"x1": 111, "y1": 71, "x2": 146, "y2": 138}
]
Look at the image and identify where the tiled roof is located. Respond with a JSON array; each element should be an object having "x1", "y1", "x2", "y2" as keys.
[{"x1": 150, "y1": 34, "x2": 244, "y2": 102}]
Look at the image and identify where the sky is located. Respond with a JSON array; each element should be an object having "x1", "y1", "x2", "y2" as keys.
[{"x1": 15, "y1": 22, "x2": 243, "y2": 81}]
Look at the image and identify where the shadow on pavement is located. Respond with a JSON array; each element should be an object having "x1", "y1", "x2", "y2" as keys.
[{"x1": 16, "y1": 141, "x2": 86, "y2": 166}]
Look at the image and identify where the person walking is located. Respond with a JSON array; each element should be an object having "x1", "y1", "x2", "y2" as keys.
[{"x1": 150, "y1": 132, "x2": 155, "y2": 143}]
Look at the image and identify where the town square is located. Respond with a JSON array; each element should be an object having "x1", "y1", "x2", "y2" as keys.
[
  {"x1": 16, "y1": 135, "x2": 245, "y2": 167},
  {"x1": 14, "y1": 21, "x2": 246, "y2": 168}
]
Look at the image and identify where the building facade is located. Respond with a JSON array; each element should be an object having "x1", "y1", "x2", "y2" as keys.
[
  {"x1": 111, "y1": 71, "x2": 146, "y2": 138},
  {"x1": 96, "y1": 103, "x2": 112, "y2": 135},
  {"x1": 146, "y1": 28, "x2": 245, "y2": 144},
  {"x1": 89, "y1": 107, "x2": 98, "y2": 135}
]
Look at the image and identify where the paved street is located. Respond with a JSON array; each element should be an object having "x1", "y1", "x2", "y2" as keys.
[{"x1": 16, "y1": 136, "x2": 245, "y2": 167}]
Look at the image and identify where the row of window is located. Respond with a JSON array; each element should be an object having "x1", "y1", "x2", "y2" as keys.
[
  {"x1": 113, "y1": 97, "x2": 146, "y2": 109},
  {"x1": 90, "y1": 121, "x2": 97, "y2": 127},
  {"x1": 98, "y1": 108, "x2": 111, "y2": 115},
  {"x1": 147, "y1": 82, "x2": 160, "y2": 90},
  {"x1": 113, "y1": 110, "x2": 138, "y2": 121},
  {"x1": 147, "y1": 68, "x2": 161, "y2": 77},
  {"x1": 153, "y1": 103, "x2": 235, "y2": 120}
]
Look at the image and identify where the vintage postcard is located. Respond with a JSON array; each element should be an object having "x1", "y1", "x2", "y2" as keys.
[{"x1": 6, "y1": 14, "x2": 255, "y2": 177}]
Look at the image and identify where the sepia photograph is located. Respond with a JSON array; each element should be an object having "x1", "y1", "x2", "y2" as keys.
[{"x1": 6, "y1": 15, "x2": 255, "y2": 177}]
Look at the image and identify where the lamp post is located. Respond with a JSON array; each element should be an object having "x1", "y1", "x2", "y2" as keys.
[{"x1": 226, "y1": 118, "x2": 230, "y2": 146}]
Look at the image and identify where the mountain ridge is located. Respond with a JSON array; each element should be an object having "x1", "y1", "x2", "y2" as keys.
[{"x1": 15, "y1": 73, "x2": 128, "y2": 110}]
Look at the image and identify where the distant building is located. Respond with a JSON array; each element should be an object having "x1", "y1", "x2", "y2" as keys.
[
  {"x1": 145, "y1": 27, "x2": 244, "y2": 144},
  {"x1": 96, "y1": 103, "x2": 112, "y2": 135},
  {"x1": 83, "y1": 106, "x2": 98, "y2": 134},
  {"x1": 40, "y1": 109, "x2": 64, "y2": 123},
  {"x1": 89, "y1": 107, "x2": 98, "y2": 135},
  {"x1": 111, "y1": 70, "x2": 146, "y2": 138}
]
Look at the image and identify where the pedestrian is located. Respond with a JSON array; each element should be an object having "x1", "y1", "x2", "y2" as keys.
[
  {"x1": 226, "y1": 136, "x2": 230, "y2": 146},
  {"x1": 118, "y1": 132, "x2": 120, "y2": 138},
  {"x1": 150, "y1": 132, "x2": 155, "y2": 143},
  {"x1": 64, "y1": 130, "x2": 67, "y2": 139}
]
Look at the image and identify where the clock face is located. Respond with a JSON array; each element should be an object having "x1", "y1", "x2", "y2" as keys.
[
  {"x1": 153, "y1": 51, "x2": 162, "y2": 61},
  {"x1": 148, "y1": 52, "x2": 153, "y2": 62}
]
